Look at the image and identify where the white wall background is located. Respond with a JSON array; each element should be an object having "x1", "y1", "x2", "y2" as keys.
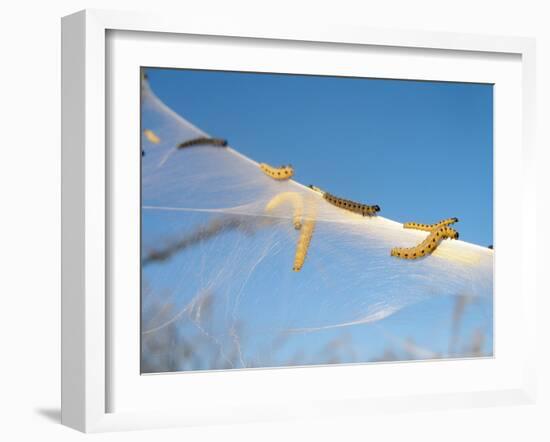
[{"x1": 0, "y1": 1, "x2": 548, "y2": 441}]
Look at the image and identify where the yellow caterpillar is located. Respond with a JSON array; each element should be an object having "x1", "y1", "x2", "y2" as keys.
[
  {"x1": 293, "y1": 218, "x2": 316, "y2": 271},
  {"x1": 265, "y1": 192, "x2": 303, "y2": 229},
  {"x1": 324, "y1": 192, "x2": 380, "y2": 216},
  {"x1": 177, "y1": 137, "x2": 228, "y2": 149},
  {"x1": 391, "y1": 225, "x2": 459, "y2": 260},
  {"x1": 259, "y1": 163, "x2": 294, "y2": 180},
  {"x1": 143, "y1": 129, "x2": 161, "y2": 144},
  {"x1": 307, "y1": 185, "x2": 379, "y2": 216},
  {"x1": 292, "y1": 198, "x2": 317, "y2": 271},
  {"x1": 403, "y1": 217, "x2": 458, "y2": 232}
]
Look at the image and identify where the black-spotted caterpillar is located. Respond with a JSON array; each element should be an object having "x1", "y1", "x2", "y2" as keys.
[
  {"x1": 308, "y1": 185, "x2": 380, "y2": 216},
  {"x1": 403, "y1": 217, "x2": 458, "y2": 232},
  {"x1": 259, "y1": 163, "x2": 294, "y2": 180},
  {"x1": 177, "y1": 137, "x2": 228, "y2": 149},
  {"x1": 391, "y1": 218, "x2": 459, "y2": 260}
]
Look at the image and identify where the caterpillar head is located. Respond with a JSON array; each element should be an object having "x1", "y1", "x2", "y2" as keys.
[
  {"x1": 444, "y1": 227, "x2": 459, "y2": 240},
  {"x1": 282, "y1": 166, "x2": 293, "y2": 177}
]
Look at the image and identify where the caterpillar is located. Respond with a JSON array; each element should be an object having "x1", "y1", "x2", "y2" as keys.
[
  {"x1": 403, "y1": 217, "x2": 458, "y2": 232},
  {"x1": 307, "y1": 185, "x2": 379, "y2": 216},
  {"x1": 308, "y1": 185, "x2": 324, "y2": 195},
  {"x1": 265, "y1": 192, "x2": 303, "y2": 229},
  {"x1": 323, "y1": 192, "x2": 380, "y2": 216},
  {"x1": 259, "y1": 163, "x2": 294, "y2": 180},
  {"x1": 143, "y1": 129, "x2": 161, "y2": 144},
  {"x1": 391, "y1": 225, "x2": 459, "y2": 259},
  {"x1": 177, "y1": 137, "x2": 228, "y2": 149},
  {"x1": 293, "y1": 218, "x2": 316, "y2": 271},
  {"x1": 292, "y1": 199, "x2": 317, "y2": 271}
]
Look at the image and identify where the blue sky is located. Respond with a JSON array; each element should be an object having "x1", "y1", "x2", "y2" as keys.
[
  {"x1": 142, "y1": 68, "x2": 493, "y2": 370},
  {"x1": 145, "y1": 68, "x2": 493, "y2": 246}
]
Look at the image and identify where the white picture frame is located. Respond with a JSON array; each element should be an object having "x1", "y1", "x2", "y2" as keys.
[{"x1": 61, "y1": 9, "x2": 538, "y2": 433}]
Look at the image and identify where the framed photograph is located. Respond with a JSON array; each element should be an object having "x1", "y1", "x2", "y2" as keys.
[{"x1": 61, "y1": 9, "x2": 537, "y2": 432}]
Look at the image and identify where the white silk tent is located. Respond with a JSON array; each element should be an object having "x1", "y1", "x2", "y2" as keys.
[{"x1": 140, "y1": 78, "x2": 493, "y2": 372}]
